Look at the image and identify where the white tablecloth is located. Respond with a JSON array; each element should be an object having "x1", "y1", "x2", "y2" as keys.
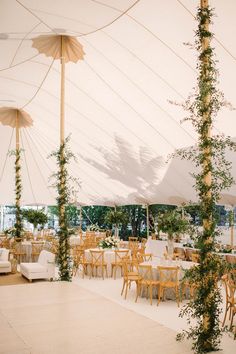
[{"x1": 84, "y1": 248, "x2": 129, "y2": 277}]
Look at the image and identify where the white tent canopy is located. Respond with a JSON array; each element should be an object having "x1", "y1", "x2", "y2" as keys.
[{"x1": 0, "y1": 0, "x2": 235, "y2": 206}]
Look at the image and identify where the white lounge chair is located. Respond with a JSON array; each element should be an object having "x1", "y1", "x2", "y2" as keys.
[
  {"x1": 0, "y1": 248, "x2": 11, "y2": 273},
  {"x1": 20, "y1": 250, "x2": 55, "y2": 282}
]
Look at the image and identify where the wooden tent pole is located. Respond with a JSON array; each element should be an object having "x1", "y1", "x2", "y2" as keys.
[
  {"x1": 15, "y1": 110, "x2": 20, "y2": 209},
  {"x1": 201, "y1": 0, "x2": 212, "y2": 233},
  {"x1": 230, "y1": 207, "x2": 234, "y2": 248},
  {"x1": 60, "y1": 35, "x2": 65, "y2": 145},
  {"x1": 15, "y1": 109, "x2": 22, "y2": 238},
  {"x1": 200, "y1": 0, "x2": 214, "y2": 343},
  {"x1": 146, "y1": 204, "x2": 149, "y2": 238},
  {"x1": 80, "y1": 206, "x2": 82, "y2": 233},
  {"x1": 60, "y1": 35, "x2": 65, "y2": 224}
]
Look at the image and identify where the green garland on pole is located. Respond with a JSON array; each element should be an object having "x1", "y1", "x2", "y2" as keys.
[
  {"x1": 49, "y1": 136, "x2": 79, "y2": 281},
  {"x1": 15, "y1": 148, "x2": 23, "y2": 238},
  {"x1": 9, "y1": 149, "x2": 23, "y2": 239},
  {"x1": 175, "y1": 4, "x2": 236, "y2": 353}
]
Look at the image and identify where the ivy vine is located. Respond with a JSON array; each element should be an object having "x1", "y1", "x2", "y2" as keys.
[
  {"x1": 49, "y1": 136, "x2": 80, "y2": 281},
  {"x1": 175, "y1": 4, "x2": 236, "y2": 353},
  {"x1": 9, "y1": 149, "x2": 23, "y2": 239}
]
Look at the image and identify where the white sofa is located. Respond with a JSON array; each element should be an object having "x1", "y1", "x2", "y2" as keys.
[
  {"x1": 0, "y1": 248, "x2": 11, "y2": 273},
  {"x1": 20, "y1": 250, "x2": 55, "y2": 282}
]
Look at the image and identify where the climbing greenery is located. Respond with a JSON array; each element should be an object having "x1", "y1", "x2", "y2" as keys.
[
  {"x1": 49, "y1": 136, "x2": 79, "y2": 281},
  {"x1": 175, "y1": 5, "x2": 236, "y2": 353},
  {"x1": 9, "y1": 149, "x2": 23, "y2": 239}
]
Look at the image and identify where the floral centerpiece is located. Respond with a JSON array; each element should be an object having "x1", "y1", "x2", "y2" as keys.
[{"x1": 99, "y1": 236, "x2": 119, "y2": 249}]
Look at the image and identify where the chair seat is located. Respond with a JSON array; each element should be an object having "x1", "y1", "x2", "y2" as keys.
[
  {"x1": 20, "y1": 262, "x2": 46, "y2": 273},
  {"x1": 93, "y1": 262, "x2": 107, "y2": 266},
  {"x1": 140, "y1": 279, "x2": 159, "y2": 286},
  {"x1": 127, "y1": 271, "x2": 139, "y2": 276},
  {"x1": 125, "y1": 274, "x2": 142, "y2": 281},
  {"x1": 160, "y1": 281, "x2": 179, "y2": 287}
]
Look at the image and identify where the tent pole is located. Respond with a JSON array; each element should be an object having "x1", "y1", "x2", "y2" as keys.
[
  {"x1": 114, "y1": 205, "x2": 118, "y2": 237},
  {"x1": 60, "y1": 35, "x2": 65, "y2": 146},
  {"x1": 15, "y1": 110, "x2": 21, "y2": 232},
  {"x1": 0, "y1": 205, "x2": 3, "y2": 231},
  {"x1": 16, "y1": 110, "x2": 20, "y2": 150},
  {"x1": 146, "y1": 204, "x2": 149, "y2": 238},
  {"x1": 200, "y1": 0, "x2": 214, "y2": 346},
  {"x1": 230, "y1": 207, "x2": 234, "y2": 248},
  {"x1": 60, "y1": 35, "x2": 65, "y2": 225},
  {"x1": 80, "y1": 206, "x2": 82, "y2": 233}
]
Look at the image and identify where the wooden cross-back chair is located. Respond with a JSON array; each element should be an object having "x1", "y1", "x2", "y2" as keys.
[
  {"x1": 72, "y1": 247, "x2": 91, "y2": 277},
  {"x1": 31, "y1": 241, "x2": 44, "y2": 262},
  {"x1": 121, "y1": 257, "x2": 141, "y2": 300},
  {"x1": 90, "y1": 249, "x2": 108, "y2": 279},
  {"x1": 222, "y1": 272, "x2": 236, "y2": 329},
  {"x1": 136, "y1": 264, "x2": 159, "y2": 305},
  {"x1": 111, "y1": 249, "x2": 129, "y2": 279},
  {"x1": 157, "y1": 266, "x2": 181, "y2": 307}
]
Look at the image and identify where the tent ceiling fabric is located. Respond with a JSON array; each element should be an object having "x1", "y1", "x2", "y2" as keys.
[{"x1": 0, "y1": 0, "x2": 235, "y2": 206}]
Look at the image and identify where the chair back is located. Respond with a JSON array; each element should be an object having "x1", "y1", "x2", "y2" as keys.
[
  {"x1": 143, "y1": 253, "x2": 153, "y2": 261},
  {"x1": 32, "y1": 241, "x2": 44, "y2": 255},
  {"x1": 138, "y1": 264, "x2": 153, "y2": 281},
  {"x1": 83, "y1": 238, "x2": 96, "y2": 249},
  {"x1": 24, "y1": 231, "x2": 33, "y2": 241},
  {"x1": 174, "y1": 247, "x2": 186, "y2": 260},
  {"x1": 95, "y1": 235, "x2": 105, "y2": 245},
  {"x1": 51, "y1": 240, "x2": 59, "y2": 254},
  {"x1": 129, "y1": 237, "x2": 138, "y2": 242},
  {"x1": 122, "y1": 257, "x2": 132, "y2": 276},
  {"x1": 222, "y1": 274, "x2": 230, "y2": 300},
  {"x1": 73, "y1": 248, "x2": 85, "y2": 265},
  {"x1": 222, "y1": 273, "x2": 236, "y2": 304},
  {"x1": 225, "y1": 255, "x2": 236, "y2": 265},
  {"x1": 114, "y1": 249, "x2": 129, "y2": 263},
  {"x1": 129, "y1": 240, "x2": 139, "y2": 255},
  {"x1": 86, "y1": 231, "x2": 96, "y2": 239},
  {"x1": 38, "y1": 250, "x2": 55, "y2": 266},
  {"x1": 1, "y1": 238, "x2": 10, "y2": 249},
  {"x1": 191, "y1": 253, "x2": 200, "y2": 263},
  {"x1": 141, "y1": 238, "x2": 147, "y2": 247},
  {"x1": 228, "y1": 271, "x2": 236, "y2": 298},
  {"x1": 157, "y1": 266, "x2": 180, "y2": 286},
  {"x1": 12, "y1": 241, "x2": 24, "y2": 253},
  {"x1": 185, "y1": 248, "x2": 195, "y2": 261},
  {"x1": 90, "y1": 250, "x2": 105, "y2": 265}
]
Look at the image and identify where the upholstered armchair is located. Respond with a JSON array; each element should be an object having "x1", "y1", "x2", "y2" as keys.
[
  {"x1": 20, "y1": 250, "x2": 55, "y2": 282},
  {"x1": 0, "y1": 248, "x2": 11, "y2": 273}
]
